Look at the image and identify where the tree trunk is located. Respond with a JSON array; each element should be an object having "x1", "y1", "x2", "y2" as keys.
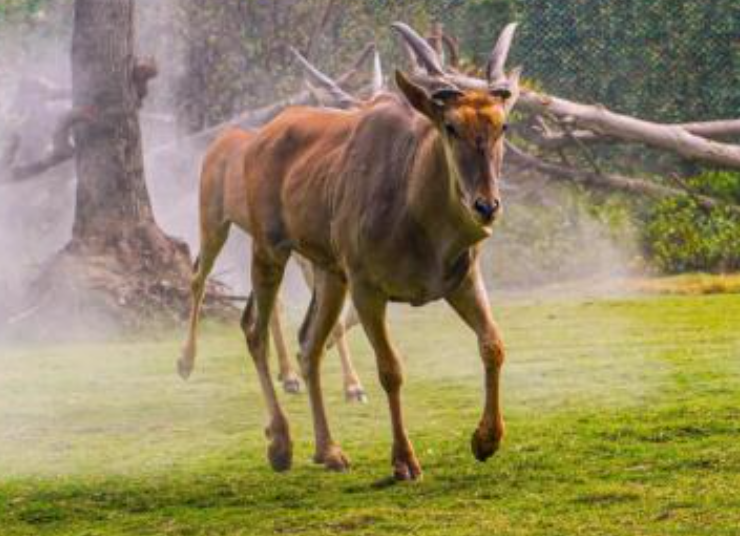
[
  {"x1": 71, "y1": 0, "x2": 155, "y2": 245},
  {"x1": 6, "y1": 0, "x2": 204, "y2": 338}
]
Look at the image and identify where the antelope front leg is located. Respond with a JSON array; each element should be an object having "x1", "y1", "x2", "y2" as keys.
[
  {"x1": 298, "y1": 268, "x2": 350, "y2": 471},
  {"x1": 352, "y1": 283, "x2": 421, "y2": 481},
  {"x1": 446, "y1": 265, "x2": 505, "y2": 461},
  {"x1": 242, "y1": 253, "x2": 293, "y2": 472}
]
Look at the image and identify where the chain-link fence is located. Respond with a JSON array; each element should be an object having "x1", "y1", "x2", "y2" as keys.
[{"x1": 442, "y1": 0, "x2": 739, "y2": 123}]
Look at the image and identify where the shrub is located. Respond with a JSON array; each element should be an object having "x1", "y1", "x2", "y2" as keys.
[{"x1": 643, "y1": 172, "x2": 740, "y2": 274}]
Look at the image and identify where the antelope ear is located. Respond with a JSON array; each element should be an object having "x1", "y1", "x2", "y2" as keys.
[{"x1": 395, "y1": 69, "x2": 436, "y2": 120}]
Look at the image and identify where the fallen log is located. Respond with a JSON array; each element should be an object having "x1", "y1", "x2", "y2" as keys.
[
  {"x1": 520, "y1": 118, "x2": 740, "y2": 150},
  {"x1": 517, "y1": 90, "x2": 740, "y2": 169},
  {"x1": 505, "y1": 141, "x2": 740, "y2": 214},
  {"x1": 676, "y1": 119, "x2": 740, "y2": 140}
]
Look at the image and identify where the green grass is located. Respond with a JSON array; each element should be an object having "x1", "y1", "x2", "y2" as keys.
[
  {"x1": 1, "y1": 294, "x2": 739, "y2": 535},
  {"x1": 630, "y1": 273, "x2": 740, "y2": 295}
]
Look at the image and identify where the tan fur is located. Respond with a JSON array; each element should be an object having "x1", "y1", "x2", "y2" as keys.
[
  {"x1": 215, "y1": 72, "x2": 517, "y2": 479},
  {"x1": 178, "y1": 127, "x2": 366, "y2": 402}
]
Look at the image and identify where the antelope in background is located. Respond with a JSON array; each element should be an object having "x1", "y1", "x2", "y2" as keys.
[
  {"x1": 178, "y1": 46, "x2": 384, "y2": 402},
  {"x1": 175, "y1": 121, "x2": 366, "y2": 402},
  {"x1": 183, "y1": 21, "x2": 521, "y2": 481}
]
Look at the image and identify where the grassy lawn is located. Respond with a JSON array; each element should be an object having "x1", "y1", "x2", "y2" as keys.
[{"x1": 1, "y1": 293, "x2": 739, "y2": 535}]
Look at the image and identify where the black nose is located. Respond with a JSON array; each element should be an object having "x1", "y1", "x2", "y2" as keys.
[{"x1": 473, "y1": 198, "x2": 499, "y2": 222}]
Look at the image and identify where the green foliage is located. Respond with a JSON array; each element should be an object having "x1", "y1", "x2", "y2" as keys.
[
  {"x1": 688, "y1": 170, "x2": 740, "y2": 204},
  {"x1": 643, "y1": 172, "x2": 740, "y2": 274},
  {"x1": 644, "y1": 198, "x2": 740, "y2": 274}
]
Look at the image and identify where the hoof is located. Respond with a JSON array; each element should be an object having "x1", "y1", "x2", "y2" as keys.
[
  {"x1": 177, "y1": 357, "x2": 193, "y2": 380},
  {"x1": 314, "y1": 444, "x2": 350, "y2": 472},
  {"x1": 265, "y1": 426, "x2": 293, "y2": 472},
  {"x1": 471, "y1": 427, "x2": 501, "y2": 462},
  {"x1": 393, "y1": 458, "x2": 422, "y2": 481},
  {"x1": 392, "y1": 444, "x2": 422, "y2": 481},
  {"x1": 281, "y1": 376, "x2": 302, "y2": 395},
  {"x1": 267, "y1": 438, "x2": 293, "y2": 472},
  {"x1": 345, "y1": 385, "x2": 368, "y2": 404}
]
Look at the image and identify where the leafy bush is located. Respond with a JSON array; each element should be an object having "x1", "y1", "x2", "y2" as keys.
[
  {"x1": 643, "y1": 172, "x2": 740, "y2": 274},
  {"x1": 690, "y1": 171, "x2": 740, "y2": 204}
]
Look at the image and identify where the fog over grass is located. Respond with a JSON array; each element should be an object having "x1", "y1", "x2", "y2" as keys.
[
  {"x1": 4, "y1": 294, "x2": 725, "y2": 478},
  {"x1": 1, "y1": 294, "x2": 739, "y2": 535},
  {"x1": 0, "y1": 1, "x2": 641, "y2": 338}
]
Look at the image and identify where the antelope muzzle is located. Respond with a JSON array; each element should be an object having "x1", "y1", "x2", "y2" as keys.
[{"x1": 473, "y1": 197, "x2": 501, "y2": 223}]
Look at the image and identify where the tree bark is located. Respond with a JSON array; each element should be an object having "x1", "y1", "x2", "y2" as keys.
[
  {"x1": 6, "y1": 0, "x2": 203, "y2": 337},
  {"x1": 71, "y1": 0, "x2": 155, "y2": 244}
]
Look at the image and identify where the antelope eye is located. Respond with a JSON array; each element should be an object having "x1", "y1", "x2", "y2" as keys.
[
  {"x1": 445, "y1": 123, "x2": 458, "y2": 138},
  {"x1": 502, "y1": 123, "x2": 509, "y2": 132}
]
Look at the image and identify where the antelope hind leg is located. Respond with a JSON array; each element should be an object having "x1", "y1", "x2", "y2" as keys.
[
  {"x1": 332, "y1": 319, "x2": 367, "y2": 403},
  {"x1": 179, "y1": 222, "x2": 230, "y2": 379},
  {"x1": 270, "y1": 300, "x2": 302, "y2": 394}
]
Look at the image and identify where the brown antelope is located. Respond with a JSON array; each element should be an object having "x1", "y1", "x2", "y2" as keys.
[
  {"x1": 178, "y1": 48, "x2": 383, "y2": 403},
  {"x1": 177, "y1": 127, "x2": 367, "y2": 402},
  {"x1": 187, "y1": 21, "x2": 521, "y2": 480}
]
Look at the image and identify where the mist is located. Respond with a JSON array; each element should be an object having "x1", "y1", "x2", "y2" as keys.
[
  {"x1": 0, "y1": 2, "x2": 638, "y2": 480},
  {"x1": 0, "y1": 1, "x2": 639, "y2": 342}
]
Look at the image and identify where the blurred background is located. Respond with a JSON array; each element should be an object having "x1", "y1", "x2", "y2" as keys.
[{"x1": 1, "y1": 0, "x2": 739, "y2": 314}]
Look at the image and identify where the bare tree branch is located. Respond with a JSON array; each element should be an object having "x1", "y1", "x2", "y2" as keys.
[
  {"x1": 290, "y1": 47, "x2": 358, "y2": 108},
  {"x1": 1, "y1": 107, "x2": 93, "y2": 184},
  {"x1": 521, "y1": 118, "x2": 740, "y2": 150},
  {"x1": 426, "y1": 22, "x2": 459, "y2": 68},
  {"x1": 517, "y1": 90, "x2": 740, "y2": 169},
  {"x1": 147, "y1": 42, "x2": 377, "y2": 157},
  {"x1": 15, "y1": 76, "x2": 71, "y2": 105},
  {"x1": 671, "y1": 119, "x2": 740, "y2": 140},
  {"x1": 303, "y1": 0, "x2": 338, "y2": 60},
  {"x1": 560, "y1": 118, "x2": 604, "y2": 175},
  {"x1": 1, "y1": 134, "x2": 21, "y2": 168},
  {"x1": 505, "y1": 141, "x2": 740, "y2": 214}
]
